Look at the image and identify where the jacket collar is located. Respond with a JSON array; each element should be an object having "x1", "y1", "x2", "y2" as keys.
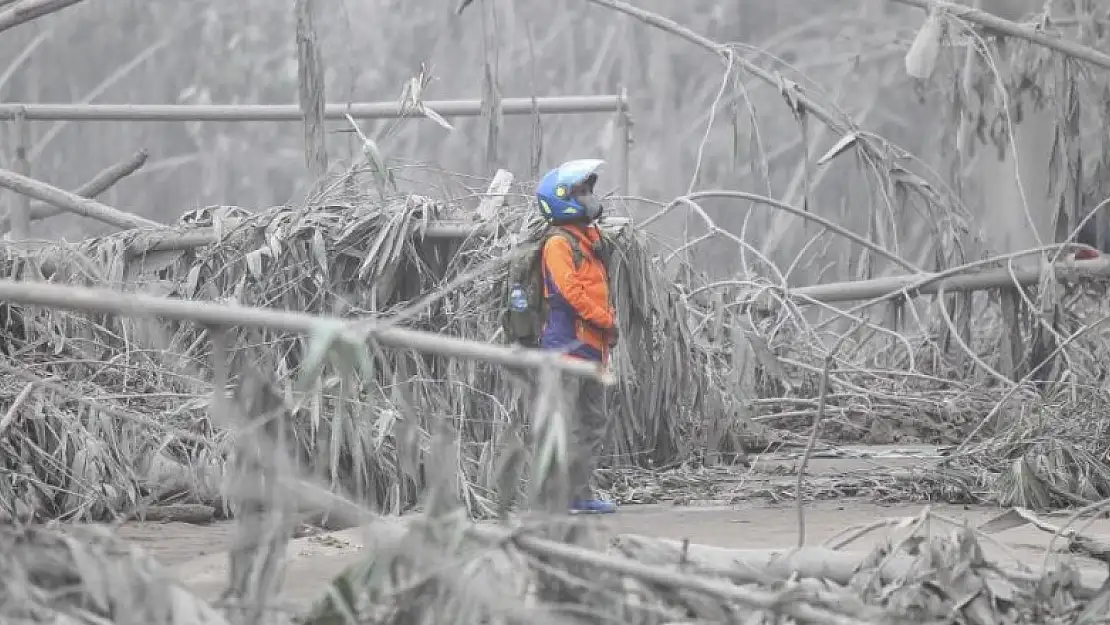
[{"x1": 558, "y1": 221, "x2": 602, "y2": 245}]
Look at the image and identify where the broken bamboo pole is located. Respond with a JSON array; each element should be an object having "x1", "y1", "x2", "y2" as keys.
[
  {"x1": 0, "y1": 279, "x2": 607, "y2": 379},
  {"x1": 0, "y1": 167, "x2": 160, "y2": 231},
  {"x1": 0, "y1": 149, "x2": 148, "y2": 234},
  {"x1": 0, "y1": 97, "x2": 626, "y2": 122},
  {"x1": 763, "y1": 257, "x2": 1110, "y2": 305},
  {"x1": 612, "y1": 534, "x2": 918, "y2": 585},
  {"x1": 610, "y1": 533, "x2": 1102, "y2": 594},
  {"x1": 120, "y1": 219, "x2": 487, "y2": 257},
  {"x1": 468, "y1": 526, "x2": 881, "y2": 624}
]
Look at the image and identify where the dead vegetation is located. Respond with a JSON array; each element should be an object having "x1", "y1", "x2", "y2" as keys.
[
  {"x1": 3, "y1": 171, "x2": 1108, "y2": 526},
  {"x1": 0, "y1": 177, "x2": 748, "y2": 523},
  {"x1": 0, "y1": 170, "x2": 1109, "y2": 618},
  {"x1": 4, "y1": 0, "x2": 1110, "y2": 623},
  {"x1": 4, "y1": 502, "x2": 1107, "y2": 624}
]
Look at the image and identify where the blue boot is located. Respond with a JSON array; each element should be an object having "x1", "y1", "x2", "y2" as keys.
[{"x1": 569, "y1": 498, "x2": 617, "y2": 515}]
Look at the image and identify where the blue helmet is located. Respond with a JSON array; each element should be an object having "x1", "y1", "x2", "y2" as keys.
[{"x1": 535, "y1": 159, "x2": 605, "y2": 224}]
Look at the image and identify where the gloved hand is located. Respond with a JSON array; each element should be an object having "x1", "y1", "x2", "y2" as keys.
[
  {"x1": 586, "y1": 320, "x2": 620, "y2": 347},
  {"x1": 606, "y1": 324, "x2": 620, "y2": 347}
]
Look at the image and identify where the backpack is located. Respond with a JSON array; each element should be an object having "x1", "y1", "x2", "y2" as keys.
[{"x1": 501, "y1": 225, "x2": 586, "y2": 347}]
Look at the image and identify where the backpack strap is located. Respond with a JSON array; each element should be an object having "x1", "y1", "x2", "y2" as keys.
[{"x1": 546, "y1": 226, "x2": 586, "y2": 269}]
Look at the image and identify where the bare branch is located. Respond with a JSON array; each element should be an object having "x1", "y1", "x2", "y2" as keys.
[
  {"x1": 0, "y1": 0, "x2": 86, "y2": 35},
  {"x1": 0, "y1": 166, "x2": 160, "y2": 231},
  {"x1": 0, "y1": 149, "x2": 148, "y2": 235},
  {"x1": 582, "y1": 0, "x2": 851, "y2": 135},
  {"x1": 890, "y1": 0, "x2": 1110, "y2": 70},
  {"x1": 639, "y1": 190, "x2": 920, "y2": 272}
]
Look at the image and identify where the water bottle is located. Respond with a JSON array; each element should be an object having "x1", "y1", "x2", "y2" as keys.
[{"x1": 509, "y1": 284, "x2": 528, "y2": 312}]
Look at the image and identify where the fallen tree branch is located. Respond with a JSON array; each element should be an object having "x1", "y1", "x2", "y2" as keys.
[
  {"x1": 0, "y1": 167, "x2": 159, "y2": 231},
  {"x1": 120, "y1": 219, "x2": 488, "y2": 257},
  {"x1": 0, "y1": 149, "x2": 148, "y2": 234},
  {"x1": 759, "y1": 256, "x2": 1110, "y2": 305},
  {"x1": 610, "y1": 533, "x2": 1101, "y2": 597},
  {"x1": 613, "y1": 533, "x2": 918, "y2": 586},
  {"x1": 0, "y1": 279, "x2": 608, "y2": 379},
  {"x1": 0, "y1": 0, "x2": 86, "y2": 34},
  {"x1": 889, "y1": 0, "x2": 1110, "y2": 71},
  {"x1": 471, "y1": 526, "x2": 880, "y2": 625}
]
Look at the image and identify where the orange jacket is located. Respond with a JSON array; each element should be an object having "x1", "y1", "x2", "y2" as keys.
[{"x1": 540, "y1": 224, "x2": 615, "y2": 362}]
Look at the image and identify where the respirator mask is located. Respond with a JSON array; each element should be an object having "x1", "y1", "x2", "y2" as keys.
[
  {"x1": 571, "y1": 173, "x2": 605, "y2": 221},
  {"x1": 579, "y1": 193, "x2": 604, "y2": 220}
]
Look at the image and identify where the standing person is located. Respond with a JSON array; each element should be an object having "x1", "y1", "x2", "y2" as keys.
[{"x1": 508, "y1": 158, "x2": 619, "y2": 514}]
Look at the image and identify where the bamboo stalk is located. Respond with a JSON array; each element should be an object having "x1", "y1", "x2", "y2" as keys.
[
  {"x1": 294, "y1": 0, "x2": 328, "y2": 180},
  {"x1": 772, "y1": 258, "x2": 1110, "y2": 305},
  {"x1": 0, "y1": 167, "x2": 160, "y2": 231},
  {"x1": 9, "y1": 113, "x2": 30, "y2": 239},
  {"x1": 0, "y1": 97, "x2": 626, "y2": 122},
  {"x1": 0, "y1": 279, "x2": 607, "y2": 379},
  {"x1": 0, "y1": 0, "x2": 85, "y2": 34},
  {"x1": 0, "y1": 149, "x2": 148, "y2": 234},
  {"x1": 121, "y1": 219, "x2": 488, "y2": 256}
]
